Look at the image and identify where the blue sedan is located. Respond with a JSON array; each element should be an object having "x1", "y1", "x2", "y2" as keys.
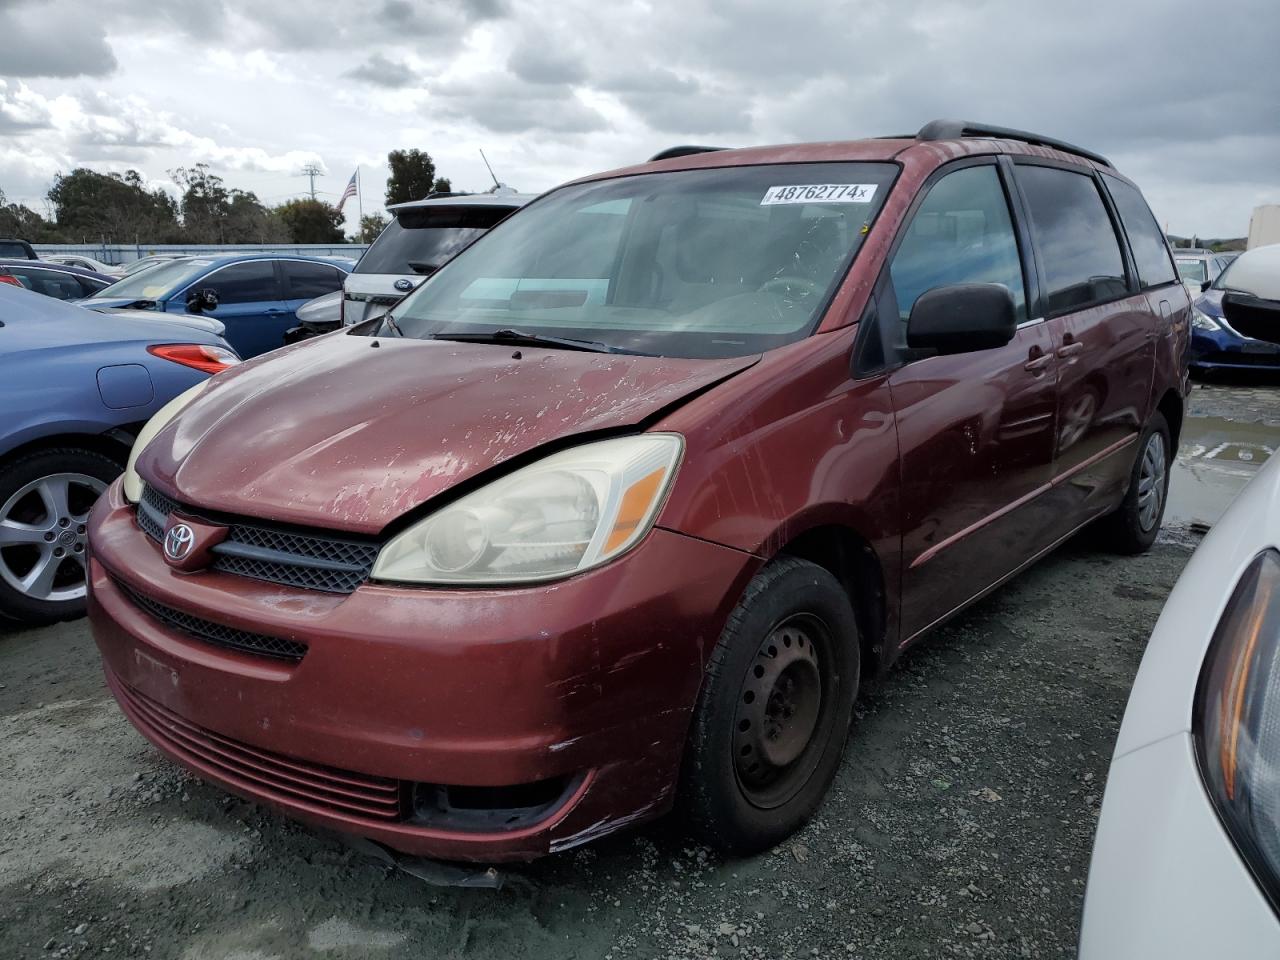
[
  {"x1": 80, "y1": 253, "x2": 350, "y2": 358},
  {"x1": 0, "y1": 285, "x2": 238, "y2": 624},
  {"x1": 1190, "y1": 245, "x2": 1280, "y2": 372}
]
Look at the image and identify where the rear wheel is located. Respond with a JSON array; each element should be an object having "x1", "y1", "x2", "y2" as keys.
[
  {"x1": 0, "y1": 448, "x2": 121, "y2": 625},
  {"x1": 1102, "y1": 412, "x2": 1170, "y2": 554},
  {"x1": 679, "y1": 556, "x2": 859, "y2": 855}
]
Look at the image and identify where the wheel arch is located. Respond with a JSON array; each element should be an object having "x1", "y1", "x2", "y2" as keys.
[
  {"x1": 0, "y1": 428, "x2": 138, "y2": 471},
  {"x1": 772, "y1": 523, "x2": 889, "y2": 679},
  {"x1": 1156, "y1": 388, "x2": 1183, "y2": 454}
]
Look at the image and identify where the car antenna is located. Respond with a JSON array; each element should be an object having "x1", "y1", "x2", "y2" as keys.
[{"x1": 479, "y1": 148, "x2": 501, "y2": 191}]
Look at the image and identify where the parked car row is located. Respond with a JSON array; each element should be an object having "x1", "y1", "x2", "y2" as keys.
[{"x1": 6, "y1": 120, "x2": 1278, "y2": 953}]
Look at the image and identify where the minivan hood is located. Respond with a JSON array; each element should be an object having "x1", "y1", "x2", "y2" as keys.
[{"x1": 139, "y1": 333, "x2": 758, "y2": 534}]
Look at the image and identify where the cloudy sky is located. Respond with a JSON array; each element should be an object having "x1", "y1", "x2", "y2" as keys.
[{"x1": 1, "y1": 0, "x2": 1276, "y2": 238}]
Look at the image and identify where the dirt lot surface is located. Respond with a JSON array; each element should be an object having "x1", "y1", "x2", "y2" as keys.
[{"x1": 2, "y1": 379, "x2": 1276, "y2": 960}]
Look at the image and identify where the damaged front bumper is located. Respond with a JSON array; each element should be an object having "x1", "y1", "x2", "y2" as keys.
[{"x1": 88, "y1": 479, "x2": 755, "y2": 861}]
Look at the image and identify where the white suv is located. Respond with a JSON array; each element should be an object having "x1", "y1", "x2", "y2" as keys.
[{"x1": 342, "y1": 192, "x2": 534, "y2": 326}]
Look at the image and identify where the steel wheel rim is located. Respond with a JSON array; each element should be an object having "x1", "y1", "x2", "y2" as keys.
[
  {"x1": 1136, "y1": 432, "x2": 1167, "y2": 533},
  {"x1": 733, "y1": 613, "x2": 832, "y2": 809},
  {"x1": 0, "y1": 472, "x2": 105, "y2": 603}
]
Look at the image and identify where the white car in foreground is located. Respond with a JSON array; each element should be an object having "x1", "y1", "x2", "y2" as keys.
[{"x1": 1080, "y1": 450, "x2": 1280, "y2": 955}]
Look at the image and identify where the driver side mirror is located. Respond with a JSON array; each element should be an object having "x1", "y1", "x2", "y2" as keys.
[
  {"x1": 1200, "y1": 279, "x2": 1212, "y2": 293},
  {"x1": 186, "y1": 288, "x2": 219, "y2": 313},
  {"x1": 906, "y1": 283, "x2": 1017, "y2": 356}
]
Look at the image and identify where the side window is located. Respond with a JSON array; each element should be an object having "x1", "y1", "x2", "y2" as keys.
[
  {"x1": 889, "y1": 164, "x2": 1026, "y2": 321},
  {"x1": 203, "y1": 261, "x2": 279, "y2": 305},
  {"x1": 283, "y1": 261, "x2": 346, "y2": 299},
  {"x1": 1102, "y1": 174, "x2": 1177, "y2": 288},
  {"x1": 11, "y1": 268, "x2": 86, "y2": 301},
  {"x1": 1017, "y1": 165, "x2": 1127, "y2": 313}
]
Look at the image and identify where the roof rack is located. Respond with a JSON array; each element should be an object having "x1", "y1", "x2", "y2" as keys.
[
  {"x1": 648, "y1": 145, "x2": 729, "y2": 162},
  {"x1": 915, "y1": 119, "x2": 1111, "y2": 168}
]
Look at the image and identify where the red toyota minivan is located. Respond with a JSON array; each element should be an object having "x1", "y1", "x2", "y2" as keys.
[{"x1": 88, "y1": 121, "x2": 1189, "y2": 862}]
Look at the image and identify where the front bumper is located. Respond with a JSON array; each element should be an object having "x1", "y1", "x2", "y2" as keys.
[
  {"x1": 1190, "y1": 325, "x2": 1280, "y2": 370},
  {"x1": 1079, "y1": 732, "x2": 1278, "y2": 956},
  {"x1": 88, "y1": 479, "x2": 755, "y2": 861}
]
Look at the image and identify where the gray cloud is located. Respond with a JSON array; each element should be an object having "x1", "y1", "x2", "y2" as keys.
[
  {"x1": 430, "y1": 74, "x2": 609, "y2": 135},
  {"x1": 345, "y1": 53, "x2": 420, "y2": 88},
  {"x1": 508, "y1": 39, "x2": 587, "y2": 85},
  {"x1": 0, "y1": 0, "x2": 117, "y2": 78}
]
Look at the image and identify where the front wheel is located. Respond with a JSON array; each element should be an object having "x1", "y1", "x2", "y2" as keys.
[
  {"x1": 678, "y1": 556, "x2": 860, "y2": 855},
  {"x1": 1101, "y1": 412, "x2": 1171, "y2": 554},
  {"x1": 0, "y1": 448, "x2": 121, "y2": 624}
]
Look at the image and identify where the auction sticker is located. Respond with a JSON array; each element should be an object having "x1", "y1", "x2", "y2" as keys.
[{"x1": 761, "y1": 184, "x2": 877, "y2": 205}]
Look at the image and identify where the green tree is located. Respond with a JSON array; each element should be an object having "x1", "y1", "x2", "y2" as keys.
[
  {"x1": 48, "y1": 168, "x2": 180, "y2": 242},
  {"x1": 0, "y1": 188, "x2": 61, "y2": 241},
  {"x1": 385, "y1": 149, "x2": 453, "y2": 205},
  {"x1": 433, "y1": 177, "x2": 452, "y2": 194},
  {"x1": 171, "y1": 164, "x2": 286, "y2": 243},
  {"x1": 274, "y1": 198, "x2": 346, "y2": 243},
  {"x1": 358, "y1": 212, "x2": 388, "y2": 243}
]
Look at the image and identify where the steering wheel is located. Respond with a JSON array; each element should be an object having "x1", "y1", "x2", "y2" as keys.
[{"x1": 758, "y1": 275, "x2": 823, "y2": 299}]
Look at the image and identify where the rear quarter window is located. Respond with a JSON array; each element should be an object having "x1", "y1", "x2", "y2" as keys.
[
  {"x1": 1102, "y1": 174, "x2": 1177, "y2": 288},
  {"x1": 1015, "y1": 164, "x2": 1128, "y2": 314}
]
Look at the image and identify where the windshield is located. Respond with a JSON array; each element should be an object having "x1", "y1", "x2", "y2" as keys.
[
  {"x1": 354, "y1": 206, "x2": 516, "y2": 275},
  {"x1": 1176, "y1": 258, "x2": 1207, "y2": 283},
  {"x1": 88, "y1": 258, "x2": 207, "y2": 301},
  {"x1": 387, "y1": 163, "x2": 898, "y2": 359}
]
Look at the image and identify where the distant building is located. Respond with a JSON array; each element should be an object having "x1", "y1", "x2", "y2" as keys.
[{"x1": 1248, "y1": 204, "x2": 1280, "y2": 250}]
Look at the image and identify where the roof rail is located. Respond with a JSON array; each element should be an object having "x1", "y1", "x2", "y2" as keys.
[
  {"x1": 648, "y1": 145, "x2": 728, "y2": 162},
  {"x1": 915, "y1": 119, "x2": 1112, "y2": 168}
]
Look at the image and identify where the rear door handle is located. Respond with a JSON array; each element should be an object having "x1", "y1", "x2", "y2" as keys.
[
  {"x1": 1024, "y1": 353, "x2": 1053, "y2": 372},
  {"x1": 1057, "y1": 342, "x2": 1084, "y2": 359}
]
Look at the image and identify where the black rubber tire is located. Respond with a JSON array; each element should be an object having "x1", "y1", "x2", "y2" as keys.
[
  {"x1": 678, "y1": 556, "x2": 860, "y2": 855},
  {"x1": 1101, "y1": 412, "x2": 1171, "y2": 555},
  {"x1": 0, "y1": 447, "x2": 123, "y2": 625}
]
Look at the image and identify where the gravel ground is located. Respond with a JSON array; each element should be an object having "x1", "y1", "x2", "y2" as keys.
[{"x1": 1, "y1": 379, "x2": 1275, "y2": 960}]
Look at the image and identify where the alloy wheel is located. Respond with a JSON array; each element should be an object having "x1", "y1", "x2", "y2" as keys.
[
  {"x1": 0, "y1": 473, "x2": 106, "y2": 603},
  {"x1": 1136, "y1": 432, "x2": 1167, "y2": 533}
]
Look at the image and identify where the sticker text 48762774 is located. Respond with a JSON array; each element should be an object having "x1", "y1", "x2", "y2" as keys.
[{"x1": 760, "y1": 184, "x2": 878, "y2": 206}]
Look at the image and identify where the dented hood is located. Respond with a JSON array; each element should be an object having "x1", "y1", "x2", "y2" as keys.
[{"x1": 138, "y1": 332, "x2": 757, "y2": 534}]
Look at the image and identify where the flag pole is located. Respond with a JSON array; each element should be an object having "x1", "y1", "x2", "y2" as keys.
[{"x1": 356, "y1": 166, "x2": 363, "y2": 239}]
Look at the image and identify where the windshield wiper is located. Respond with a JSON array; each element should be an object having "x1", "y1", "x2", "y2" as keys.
[
  {"x1": 379, "y1": 313, "x2": 405, "y2": 337},
  {"x1": 429, "y1": 328, "x2": 645, "y2": 355}
]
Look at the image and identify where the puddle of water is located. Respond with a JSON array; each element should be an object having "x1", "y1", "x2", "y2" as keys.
[{"x1": 1167, "y1": 416, "x2": 1277, "y2": 527}]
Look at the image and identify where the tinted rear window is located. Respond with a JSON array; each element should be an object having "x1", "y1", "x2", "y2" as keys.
[
  {"x1": 282, "y1": 260, "x2": 347, "y2": 299},
  {"x1": 1103, "y1": 175, "x2": 1176, "y2": 288},
  {"x1": 353, "y1": 206, "x2": 515, "y2": 276},
  {"x1": 0, "y1": 242, "x2": 31, "y2": 258},
  {"x1": 1016, "y1": 164, "x2": 1128, "y2": 314}
]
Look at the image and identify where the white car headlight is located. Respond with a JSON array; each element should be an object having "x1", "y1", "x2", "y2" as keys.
[
  {"x1": 1191, "y1": 306, "x2": 1222, "y2": 331},
  {"x1": 372, "y1": 434, "x2": 683, "y2": 585},
  {"x1": 1195, "y1": 549, "x2": 1280, "y2": 906},
  {"x1": 121, "y1": 383, "x2": 207, "y2": 503}
]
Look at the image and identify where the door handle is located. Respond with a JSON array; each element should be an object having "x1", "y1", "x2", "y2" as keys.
[
  {"x1": 1057, "y1": 341, "x2": 1084, "y2": 359},
  {"x1": 264, "y1": 308, "x2": 286, "y2": 315},
  {"x1": 1024, "y1": 352, "x2": 1052, "y2": 372}
]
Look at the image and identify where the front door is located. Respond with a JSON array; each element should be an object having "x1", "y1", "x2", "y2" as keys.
[
  {"x1": 173, "y1": 260, "x2": 288, "y2": 359},
  {"x1": 884, "y1": 162, "x2": 1060, "y2": 642}
]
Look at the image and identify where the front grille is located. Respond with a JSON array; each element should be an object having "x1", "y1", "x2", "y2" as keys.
[
  {"x1": 113, "y1": 677, "x2": 406, "y2": 822},
  {"x1": 116, "y1": 579, "x2": 308, "y2": 662},
  {"x1": 1224, "y1": 295, "x2": 1280, "y2": 346},
  {"x1": 137, "y1": 484, "x2": 379, "y2": 594}
]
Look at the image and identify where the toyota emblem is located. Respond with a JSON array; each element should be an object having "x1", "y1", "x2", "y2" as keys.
[
  {"x1": 164, "y1": 523, "x2": 196, "y2": 562},
  {"x1": 394, "y1": 278, "x2": 414, "y2": 292}
]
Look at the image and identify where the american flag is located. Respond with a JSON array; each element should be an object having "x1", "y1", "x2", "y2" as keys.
[{"x1": 335, "y1": 170, "x2": 358, "y2": 213}]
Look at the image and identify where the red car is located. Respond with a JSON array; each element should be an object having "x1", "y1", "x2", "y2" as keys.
[{"x1": 88, "y1": 120, "x2": 1189, "y2": 862}]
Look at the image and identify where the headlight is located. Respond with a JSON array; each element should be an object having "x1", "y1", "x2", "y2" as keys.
[
  {"x1": 1192, "y1": 306, "x2": 1222, "y2": 331},
  {"x1": 1195, "y1": 549, "x2": 1280, "y2": 909},
  {"x1": 121, "y1": 383, "x2": 207, "y2": 503},
  {"x1": 372, "y1": 434, "x2": 683, "y2": 584}
]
